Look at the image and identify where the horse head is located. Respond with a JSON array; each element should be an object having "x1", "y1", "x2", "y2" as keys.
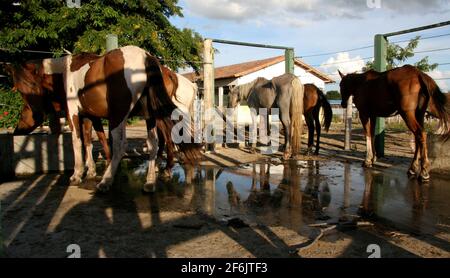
[
  {"x1": 227, "y1": 84, "x2": 240, "y2": 109},
  {"x1": 6, "y1": 61, "x2": 54, "y2": 135},
  {"x1": 338, "y1": 70, "x2": 352, "y2": 109}
]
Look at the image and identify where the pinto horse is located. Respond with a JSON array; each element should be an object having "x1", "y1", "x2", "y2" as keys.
[
  {"x1": 8, "y1": 55, "x2": 198, "y2": 183},
  {"x1": 66, "y1": 46, "x2": 201, "y2": 192},
  {"x1": 339, "y1": 65, "x2": 449, "y2": 182},
  {"x1": 303, "y1": 84, "x2": 333, "y2": 155},
  {"x1": 7, "y1": 54, "x2": 112, "y2": 177},
  {"x1": 228, "y1": 74, "x2": 304, "y2": 159},
  {"x1": 9, "y1": 45, "x2": 201, "y2": 191}
]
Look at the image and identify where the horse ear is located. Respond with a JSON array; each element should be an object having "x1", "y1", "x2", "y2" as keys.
[
  {"x1": 3, "y1": 63, "x2": 16, "y2": 77},
  {"x1": 338, "y1": 70, "x2": 345, "y2": 78}
]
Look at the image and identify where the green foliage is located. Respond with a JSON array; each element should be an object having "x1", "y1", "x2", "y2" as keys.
[
  {"x1": 364, "y1": 36, "x2": 438, "y2": 72},
  {"x1": 326, "y1": 90, "x2": 341, "y2": 100},
  {"x1": 0, "y1": 0, "x2": 203, "y2": 70},
  {"x1": 0, "y1": 85, "x2": 23, "y2": 129}
]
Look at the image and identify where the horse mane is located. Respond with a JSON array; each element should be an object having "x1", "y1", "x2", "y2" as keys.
[
  {"x1": 238, "y1": 77, "x2": 267, "y2": 100},
  {"x1": 70, "y1": 53, "x2": 101, "y2": 72}
]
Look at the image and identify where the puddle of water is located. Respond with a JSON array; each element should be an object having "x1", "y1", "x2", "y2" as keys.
[{"x1": 103, "y1": 158, "x2": 450, "y2": 236}]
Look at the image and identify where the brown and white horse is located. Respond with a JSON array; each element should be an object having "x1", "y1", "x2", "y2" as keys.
[
  {"x1": 9, "y1": 45, "x2": 201, "y2": 192},
  {"x1": 7, "y1": 54, "x2": 111, "y2": 180}
]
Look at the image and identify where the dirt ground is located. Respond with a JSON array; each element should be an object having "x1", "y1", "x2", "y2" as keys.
[{"x1": 1, "y1": 122, "x2": 449, "y2": 258}]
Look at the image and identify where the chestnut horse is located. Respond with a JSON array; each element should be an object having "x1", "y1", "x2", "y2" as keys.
[
  {"x1": 303, "y1": 84, "x2": 332, "y2": 155},
  {"x1": 339, "y1": 65, "x2": 449, "y2": 182}
]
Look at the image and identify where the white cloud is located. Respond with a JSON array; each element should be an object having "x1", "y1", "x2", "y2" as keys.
[
  {"x1": 428, "y1": 70, "x2": 450, "y2": 91},
  {"x1": 183, "y1": 0, "x2": 449, "y2": 25},
  {"x1": 320, "y1": 52, "x2": 366, "y2": 80}
]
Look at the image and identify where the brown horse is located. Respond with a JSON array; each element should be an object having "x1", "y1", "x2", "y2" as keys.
[
  {"x1": 339, "y1": 65, "x2": 449, "y2": 182},
  {"x1": 303, "y1": 84, "x2": 333, "y2": 155}
]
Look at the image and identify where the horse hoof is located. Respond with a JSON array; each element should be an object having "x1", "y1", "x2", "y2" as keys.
[
  {"x1": 142, "y1": 183, "x2": 156, "y2": 193},
  {"x1": 407, "y1": 169, "x2": 417, "y2": 179},
  {"x1": 96, "y1": 183, "x2": 111, "y2": 193},
  {"x1": 419, "y1": 173, "x2": 430, "y2": 183},
  {"x1": 362, "y1": 162, "x2": 372, "y2": 168},
  {"x1": 86, "y1": 172, "x2": 97, "y2": 180},
  {"x1": 283, "y1": 153, "x2": 291, "y2": 160},
  {"x1": 70, "y1": 175, "x2": 83, "y2": 185},
  {"x1": 314, "y1": 150, "x2": 319, "y2": 156}
]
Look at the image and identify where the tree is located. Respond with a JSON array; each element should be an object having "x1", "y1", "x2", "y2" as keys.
[
  {"x1": 364, "y1": 36, "x2": 438, "y2": 72},
  {"x1": 326, "y1": 90, "x2": 341, "y2": 100},
  {"x1": 0, "y1": 0, "x2": 203, "y2": 70}
]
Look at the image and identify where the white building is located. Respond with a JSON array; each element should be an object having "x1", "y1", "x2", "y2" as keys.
[{"x1": 184, "y1": 56, "x2": 334, "y2": 124}]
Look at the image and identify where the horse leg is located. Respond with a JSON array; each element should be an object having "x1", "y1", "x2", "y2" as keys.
[
  {"x1": 369, "y1": 116, "x2": 377, "y2": 165},
  {"x1": 97, "y1": 121, "x2": 127, "y2": 192},
  {"x1": 69, "y1": 113, "x2": 85, "y2": 184},
  {"x1": 156, "y1": 127, "x2": 165, "y2": 168},
  {"x1": 400, "y1": 111, "x2": 422, "y2": 178},
  {"x1": 143, "y1": 125, "x2": 159, "y2": 193},
  {"x1": 305, "y1": 112, "x2": 314, "y2": 155},
  {"x1": 250, "y1": 108, "x2": 258, "y2": 153},
  {"x1": 82, "y1": 117, "x2": 97, "y2": 180},
  {"x1": 259, "y1": 110, "x2": 270, "y2": 145},
  {"x1": 360, "y1": 115, "x2": 374, "y2": 168},
  {"x1": 280, "y1": 111, "x2": 291, "y2": 160},
  {"x1": 92, "y1": 117, "x2": 111, "y2": 166},
  {"x1": 416, "y1": 112, "x2": 430, "y2": 182},
  {"x1": 161, "y1": 128, "x2": 175, "y2": 178},
  {"x1": 314, "y1": 108, "x2": 321, "y2": 155}
]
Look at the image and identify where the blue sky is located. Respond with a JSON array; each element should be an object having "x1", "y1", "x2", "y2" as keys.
[{"x1": 170, "y1": 0, "x2": 450, "y2": 92}]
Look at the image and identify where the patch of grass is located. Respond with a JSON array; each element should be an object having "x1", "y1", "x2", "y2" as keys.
[{"x1": 386, "y1": 121, "x2": 409, "y2": 132}]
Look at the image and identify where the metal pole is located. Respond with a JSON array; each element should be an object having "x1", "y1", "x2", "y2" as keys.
[
  {"x1": 344, "y1": 96, "x2": 353, "y2": 151},
  {"x1": 374, "y1": 34, "x2": 387, "y2": 157},
  {"x1": 212, "y1": 39, "x2": 293, "y2": 50},
  {"x1": 285, "y1": 49, "x2": 295, "y2": 74},
  {"x1": 106, "y1": 34, "x2": 118, "y2": 52},
  {"x1": 203, "y1": 39, "x2": 215, "y2": 152},
  {"x1": 384, "y1": 20, "x2": 450, "y2": 37}
]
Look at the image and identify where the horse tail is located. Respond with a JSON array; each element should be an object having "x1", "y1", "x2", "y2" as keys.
[
  {"x1": 145, "y1": 54, "x2": 203, "y2": 164},
  {"x1": 290, "y1": 77, "x2": 304, "y2": 157},
  {"x1": 419, "y1": 71, "x2": 449, "y2": 138},
  {"x1": 317, "y1": 88, "x2": 332, "y2": 132}
]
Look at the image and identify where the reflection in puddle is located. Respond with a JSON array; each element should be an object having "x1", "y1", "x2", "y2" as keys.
[{"x1": 109, "y1": 158, "x2": 450, "y2": 236}]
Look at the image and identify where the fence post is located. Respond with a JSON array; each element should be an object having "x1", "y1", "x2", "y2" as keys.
[
  {"x1": 106, "y1": 34, "x2": 118, "y2": 52},
  {"x1": 203, "y1": 39, "x2": 215, "y2": 152},
  {"x1": 285, "y1": 49, "x2": 295, "y2": 74},
  {"x1": 344, "y1": 96, "x2": 353, "y2": 151},
  {"x1": 374, "y1": 34, "x2": 387, "y2": 157}
]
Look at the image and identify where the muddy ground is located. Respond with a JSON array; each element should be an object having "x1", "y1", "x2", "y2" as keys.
[{"x1": 0, "y1": 123, "x2": 449, "y2": 258}]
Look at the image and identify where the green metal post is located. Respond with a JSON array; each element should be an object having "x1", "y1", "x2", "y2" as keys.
[
  {"x1": 106, "y1": 34, "x2": 118, "y2": 52},
  {"x1": 285, "y1": 49, "x2": 295, "y2": 74},
  {"x1": 374, "y1": 34, "x2": 387, "y2": 157}
]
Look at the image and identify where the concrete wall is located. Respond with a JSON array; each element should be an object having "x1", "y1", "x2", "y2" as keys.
[
  {"x1": 0, "y1": 132, "x2": 74, "y2": 180},
  {"x1": 428, "y1": 134, "x2": 450, "y2": 176}
]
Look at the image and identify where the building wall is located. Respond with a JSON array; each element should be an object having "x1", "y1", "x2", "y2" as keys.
[{"x1": 235, "y1": 61, "x2": 326, "y2": 90}]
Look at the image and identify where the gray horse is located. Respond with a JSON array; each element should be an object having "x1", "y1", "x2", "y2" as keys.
[{"x1": 228, "y1": 73, "x2": 304, "y2": 159}]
